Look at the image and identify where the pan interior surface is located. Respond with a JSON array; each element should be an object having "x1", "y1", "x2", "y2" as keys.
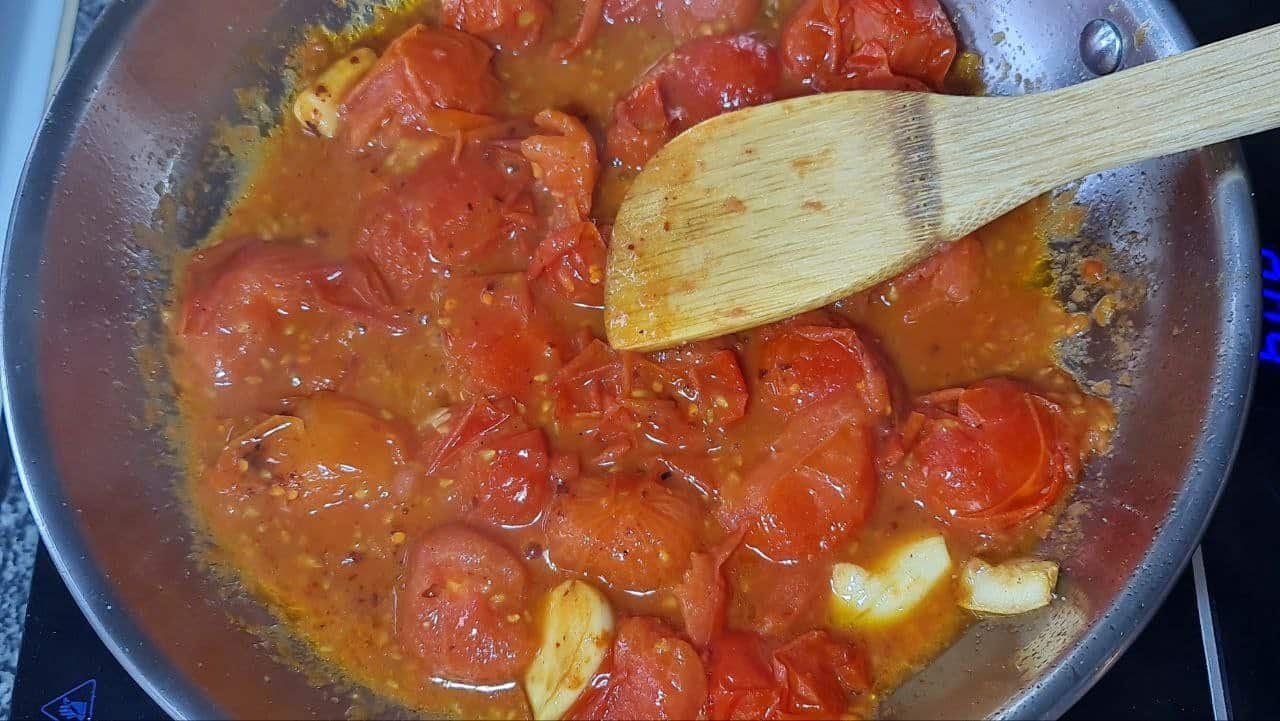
[{"x1": 1, "y1": 0, "x2": 1255, "y2": 718}]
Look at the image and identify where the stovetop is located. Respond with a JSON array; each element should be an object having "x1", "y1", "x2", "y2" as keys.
[{"x1": 5, "y1": 1, "x2": 1280, "y2": 720}]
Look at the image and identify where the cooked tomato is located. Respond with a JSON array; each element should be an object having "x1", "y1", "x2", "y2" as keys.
[
  {"x1": 758, "y1": 323, "x2": 893, "y2": 421},
  {"x1": 892, "y1": 378, "x2": 1078, "y2": 531},
  {"x1": 437, "y1": 274, "x2": 565, "y2": 401},
  {"x1": 570, "y1": 617, "x2": 708, "y2": 720},
  {"x1": 209, "y1": 393, "x2": 410, "y2": 510},
  {"x1": 520, "y1": 110, "x2": 599, "y2": 227},
  {"x1": 528, "y1": 220, "x2": 608, "y2": 307},
  {"x1": 727, "y1": 552, "x2": 827, "y2": 636},
  {"x1": 441, "y1": 0, "x2": 550, "y2": 48},
  {"x1": 341, "y1": 25, "x2": 502, "y2": 149},
  {"x1": 707, "y1": 632, "x2": 779, "y2": 720},
  {"x1": 424, "y1": 400, "x2": 552, "y2": 528},
  {"x1": 357, "y1": 145, "x2": 536, "y2": 300},
  {"x1": 552, "y1": 340, "x2": 737, "y2": 465},
  {"x1": 673, "y1": 531, "x2": 741, "y2": 649},
  {"x1": 874, "y1": 233, "x2": 983, "y2": 319},
  {"x1": 741, "y1": 420, "x2": 877, "y2": 562},
  {"x1": 605, "y1": 78, "x2": 670, "y2": 169},
  {"x1": 606, "y1": 34, "x2": 781, "y2": 167},
  {"x1": 780, "y1": 0, "x2": 956, "y2": 92},
  {"x1": 649, "y1": 344, "x2": 750, "y2": 428},
  {"x1": 708, "y1": 631, "x2": 871, "y2": 719},
  {"x1": 661, "y1": 0, "x2": 761, "y2": 38},
  {"x1": 545, "y1": 475, "x2": 701, "y2": 592},
  {"x1": 399, "y1": 525, "x2": 535, "y2": 684},
  {"x1": 177, "y1": 240, "x2": 395, "y2": 415}
]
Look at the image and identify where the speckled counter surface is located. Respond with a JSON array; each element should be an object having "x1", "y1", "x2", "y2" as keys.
[{"x1": 0, "y1": 4, "x2": 112, "y2": 719}]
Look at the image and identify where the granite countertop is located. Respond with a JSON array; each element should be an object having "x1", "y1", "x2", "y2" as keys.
[{"x1": 0, "y1": 6, "x2": 112, "y2": 719}]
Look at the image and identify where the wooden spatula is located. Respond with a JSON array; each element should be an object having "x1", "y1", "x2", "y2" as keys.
[{"x1": 604, "y1": 24, "x2": 1280, "y2": 352}]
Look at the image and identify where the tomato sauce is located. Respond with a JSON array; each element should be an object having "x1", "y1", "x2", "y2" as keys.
[{"x1": 170, "y1": 0, "x2": 1113, "y2": 718}]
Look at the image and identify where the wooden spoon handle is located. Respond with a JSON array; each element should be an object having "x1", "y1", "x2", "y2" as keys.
[{"x1": 934, "y1": 24, "x2": 1280, "y2": 237}]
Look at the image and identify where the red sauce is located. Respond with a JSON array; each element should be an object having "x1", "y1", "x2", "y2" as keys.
[{"x1": 170, "y1": 1, "x2": 1113, "y2": 717}]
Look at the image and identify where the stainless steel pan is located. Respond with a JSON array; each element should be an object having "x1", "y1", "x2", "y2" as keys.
[{"x1": 1, "y1": 0, "x2": 1257, "y2": 718}]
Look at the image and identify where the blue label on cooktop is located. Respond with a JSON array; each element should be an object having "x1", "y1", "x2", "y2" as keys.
[
  {"x1": 40, "y1": 679, "x2": 96, "y2": 721},
  {"x1": 1262, "y1": 249, "x2": 1280, "y2": 366}
]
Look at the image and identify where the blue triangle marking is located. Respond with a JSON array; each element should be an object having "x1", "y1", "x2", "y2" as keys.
[{"x1": 40, "y1": 679, "x2": 97, "y2": 721}]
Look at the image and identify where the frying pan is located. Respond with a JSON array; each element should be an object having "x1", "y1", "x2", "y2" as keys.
[{"x1": 1, "y1": 0, "x2": 1258, "y2": 718}]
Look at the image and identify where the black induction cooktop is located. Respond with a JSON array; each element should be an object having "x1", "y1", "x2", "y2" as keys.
[{"x1": 7, "y1": 1, "x2": 1280, "y2": 719}]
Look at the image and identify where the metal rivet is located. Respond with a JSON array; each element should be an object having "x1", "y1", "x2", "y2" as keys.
[{"x1": 1081, "y1": 19, "x2": 1125, "y2": 76}]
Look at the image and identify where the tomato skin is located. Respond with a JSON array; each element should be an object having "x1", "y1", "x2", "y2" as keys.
[
  {"x1": 399, "y1": 525, "x2": 535, "y2": 684},
  {"x1": 209, "y1": 393, "x2": 410, "y2": 511},
  {"x1": 606, "y1": 34, "x2": 781, "y2": 168},
  {"x1": 606, "y1": 78, "x2": 671, "y2": 170},
  {"x1": 758, "y1": 323, "x2": 893, "y2": 421},
  {"x1": 545, "y1": 475, "x2": 701, "y2": 592},
  {"x1": 424, "y1": 400, "x2": 552, "y2": 528},
  {"x1": 661, "y1": 34, "x2": 782, "y2": 131},
  {"x1": 357, "y1": 145, "x2": 536, "y2": 300},
  {"x1": 442, "y1": 0, "x2": 550, "y2": 48},
  {"x1": 780, "y1": 0, "x2": 956, "y2": 92},
  {"x1": 707, "y1": 631, "x2": 871, "y2": 720},
  {"x1": 437, "y1": 274, "x2": 565, "y2": 401},
  {"x1": 873, "y1": 233, "x2": 982, "y2": 318},
  {"x1": 528, "y1": 221, "x2": 608, "y2": 307},
  {"x1": 727, "y1": 553, "x2": 827, "y2": 636},
  {"x1": 744, "y1": 422, "x2": 876, "y2": 562},
  {"x1": 570, "y1": 617, "x2": 708, "y2": 720},
  {"x1": 673, "y1": 531, "x2": 741, "y2": 649},
  {"x1": 521, "y1": 110, "x2": 599, "y2": 227},
  {"x1": 892, "y1": 378, "x2": 1078, "y2": 532},
  {"x1": 177, "y1": 240, "x2": 395, "y2": 415},
  {"x1": 708, "y1": 632, "x2": 779, "y2": 719},
  {"x1": 341, "y1": 25, "x2": 501, "y2": 149},
  {"x1": 553, "y1": 340, "x2": 746, "y2": 466},
  {"x1": 650, "y1": 345, "x2": 750, "y2": 428}
]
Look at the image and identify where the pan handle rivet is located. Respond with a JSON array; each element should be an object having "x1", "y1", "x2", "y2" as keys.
[{"x1": 1080, "y1": 18, "x2": 1125, "y2": 75}]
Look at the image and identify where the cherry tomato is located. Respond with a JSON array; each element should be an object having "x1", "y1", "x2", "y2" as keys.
[
  {"x1": 707, "y1": 632, "x2": 779, "y2": 720},
  {"x1": 873, "y1": 233, "x2": 982, "y2": 319},
  {"x1": 442, "y1": 0, "x2": 550, "y2": 49},
  {"x1": 528, "y1": 220, "x2": 608, "y2": 307},
  {"x1": 424, "y1": 400, "x2": 552, "y2": 528},
  {"x1": 606, "y1": 34, "x2": 781, "y2": 168},
  {"x1": 399, "y1": 525, "x2": 535, "y2": 684},
  {"x1": 357, "y1": 145, "x2": 536, "y2": 301},
  {"x1": 209, "y1": 393, "x2": 410, "y2": 510},
  {"x1": 780, "y1": 0, "x2": 956, "y2": 92},
  {"x1": 894, "y1": 378, "x2": 1078, "y2": 531},
  {"x1": 648, "y1": 344, "x2": 750, "y2": 428},
  {"x1": 177, "y1": 241, "x2": 395, "y2": 415},
  {"x1": 661, "y1": 0, "x2": 761, "y2": 39},
  {"x1": 743, "y1": 421, "x2": 876, "y2": 562},
  {"x1": 545, "y1": 475, "x2": 701, "y2": 592},
  {"x1": 437, "y1": 274, "x2": 566, "y2": 401},
  {"x1": 570, "y1": 617, "x2": 708, "y2": 720},
  {"x1": 726, "y1": 550, "x2": 827, "y2": 636},
  {"x1": 341, "y1": 25, "x2": 501, "y2": 149},
  {"x1": 672, "y1": 531, "x2": 741, "y2": 649},
  {"x1": 758, "y1": 323, "x2": 892, "y2": 421},
  {"x1": 707, "y1": 631, "x2": 870, "y2": 719},
  {"x1": 660, "y1": 34, "x2": 782, "y2": 130},
  {"x1": 552, "y1": 340, "x2": 724, "y2": 466},
  {"x1": 605, "y1": 78, "x2": 670, "y2": 170},
  {"x1": 520, "y1": 110, "x2": 599, "y2": 227},
  {"x1": 770, "y1": 631, "x2": 871, "y2": 718}
]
